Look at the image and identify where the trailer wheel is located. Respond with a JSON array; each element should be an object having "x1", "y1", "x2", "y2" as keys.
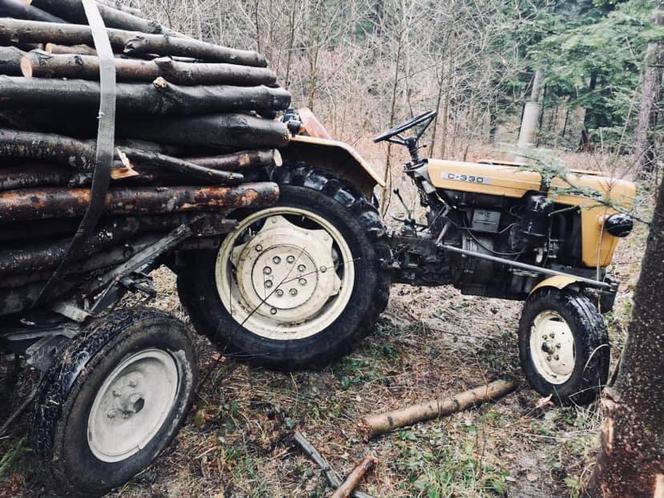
[
  {"x1": 31, "y1": 307, "x2": 197, "y2": 497},
  {"x1": 177, "y1": 166, "x2": 390, "y2": 370},
  {"x1": 518, "y1": 288, "x2": 609, "y2": 406}
]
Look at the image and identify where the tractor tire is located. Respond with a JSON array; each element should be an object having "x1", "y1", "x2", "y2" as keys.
[
  {"x1": 31, "y1": 307, "x2": 197, "y2": 497},
  {"x1": 518, "y1": 287, "x2": 609, "y2": 406},
  {"x1": 177, "y1": 165, "x2": 390, "y2": 370}
]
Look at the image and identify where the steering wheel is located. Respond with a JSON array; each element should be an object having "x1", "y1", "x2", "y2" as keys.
[{"x1": 373, "y1": 110, "x2": 437, "y2": 143}]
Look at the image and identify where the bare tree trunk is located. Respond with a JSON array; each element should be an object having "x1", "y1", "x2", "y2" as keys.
[
  {"x1": 635, "y1": 8, "x2": 663, "y2": 177},
  {"x1": 517, "y1": 68, "x2": 544, "y2": 150},
  {"x1": 587, "y1": 174, "x2": 664, "y2": 496}
]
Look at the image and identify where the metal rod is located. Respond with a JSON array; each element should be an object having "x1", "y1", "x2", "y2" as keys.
[{"x1": 440, "y1": 244, "x2": 613, "y2": 290}]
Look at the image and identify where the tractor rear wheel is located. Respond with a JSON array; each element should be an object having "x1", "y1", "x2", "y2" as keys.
[
  {"x1": 518, "y1": 288, "x2": 609, "y2": 405},
  {"x1": 177, "y1": 166, "x2": 390, "y2": 370}
]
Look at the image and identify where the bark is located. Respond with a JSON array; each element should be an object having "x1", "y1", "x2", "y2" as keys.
[
  {"x1": 0, "y1": 213, "x2": 226, "y2": 276},
  {"x1": 0, "y1": 76, "x2": 291, "y2": 115},
  {"x1": 116, "y1": 113, "x2": 290, "y2": 150},
  {"x1": 587, "y1": 175, "x2": 664, "y2": 496},
  {"x1": 361, "y1": 379, "x2": 518, "y2": 439},
  {"x1": 185, "y1": 149, "x2": 282, "y2": 171},
  {"x1": 0, "y1": 234, "x2": 161, "y2": 315},
  {"x1": 122, "y1": 148, "x2": 244, "y2": 184},
  {"x1": 21, "y1": 52, "x2": 277, "y2": 86},
  {"x1": 0, "y1": 0, "x2": 64, "y2": 23},
  {"x1": 0, "y1": 163, "x2": 89, "y2": 190},
  {"x1": 0, "y1": 183, "x2": 279, "y2": 223},
  {"x1": 44, "y1": 42, "x2": 97, "y2": 55},
  {"x1": 330, "y1": 455, "x2": 377, "y2": 498},
  {"x1": 0, "y1": 19, "x2": 267, "y2": 66},
  {"x1": 0, "y1": 45, "x2": 25, "y2": 75},
  {"x1": 31, "y1": 0, "x2": 180, "y2": 36}
]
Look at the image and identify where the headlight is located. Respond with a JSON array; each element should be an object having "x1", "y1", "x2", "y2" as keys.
[{"x1": 604, "y1": 214, "x2": 633, "y2": 237}]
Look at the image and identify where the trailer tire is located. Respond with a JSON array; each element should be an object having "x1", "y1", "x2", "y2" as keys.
[
  {"x1": 31, "y1": 307, "x2": 197, "y2": 497},
  {"x1": 518, "y1": 288, "x2": 609, "y2": 406},
  {"x1": 177, "y1": 165, "x2": 390, "y2": 370}
]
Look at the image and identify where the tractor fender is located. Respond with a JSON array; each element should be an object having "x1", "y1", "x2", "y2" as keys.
[
  {"x1": 280, "y1": 135, "x2": 384, "y2": 197},
  {"x1": 530, "y1": 276, "x2": 580, "y2": 296}
]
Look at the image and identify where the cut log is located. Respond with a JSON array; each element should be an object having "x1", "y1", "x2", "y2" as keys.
[
  {"x1": 117, "y1": 113, "x2": 291, "y2": 150},
  {"x1": 0, "y1": 0, "x2": 65, "y2": 23},
  {"x1": 330, "y1": 455, "x2": 377, "y2": 498},
  {"x1": 0, "y1": 182, "x2": 280, "y2": 223},
  {"x1": 44, "y1": 42, "x2": 96, "y2": 55},
  {"x1": 31, "y1": 0, "x2": 179, "y2": 36},
  {"x1": 21, "y1": 51, "x2": 278, "y2": 86},
  {"x1": 186, "y1": 149, "x2": 282, "y2": 171},
  {"x1": 0, "y1": 45, "x2": 25, "y2": 75},
  {"x1": 0, "y1": 76, "x2": 291, "y2": 115},
  {"x1": 0, "y1": 163, "x2": 89, "y2": 190},
  {"x1": 0, "y1": 234, "x2": 162, "y2": 314},
  {"x1": 95, "y1": 0, "x2": 142, "y2": 16},
  {"x1": 122, "y1": 148, "x2": 244, "y2": 184},
  {"x1": 361, "y1": 378, "x2": 518, "y2": 439},
  {"x1": 0, "y1": 19, "x2": 267, "y2": 66},
  {"x1": 0, "y1": 213, "x2": 231, "y2": 275},
  {"x1": 0, "y1": 128, "x2": 99, "y2": 169}
]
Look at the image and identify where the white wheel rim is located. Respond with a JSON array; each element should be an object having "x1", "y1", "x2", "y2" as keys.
[
  {"x1": 87, "y1": 349, "x2": 179, "y2": 463},
  {"x1": 215, "y1": 206, "x2": 355, "y2": 340},
  {"x1": 529, "y1": 311, "x2": 576, "y2": 385}
]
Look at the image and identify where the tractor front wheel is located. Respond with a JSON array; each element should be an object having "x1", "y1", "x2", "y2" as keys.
[{"x1": 518, "y1": 288, "x2": 610, "y2": 405}]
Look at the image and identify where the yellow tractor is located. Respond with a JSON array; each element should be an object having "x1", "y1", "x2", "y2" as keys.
[{"x1": 177, "y1": 109, "x2": 636, "y2": 405}]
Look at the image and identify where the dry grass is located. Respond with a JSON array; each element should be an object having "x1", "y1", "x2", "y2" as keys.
[{"x1": 0, "y1": 156, "x2": 654, "y2": 498}]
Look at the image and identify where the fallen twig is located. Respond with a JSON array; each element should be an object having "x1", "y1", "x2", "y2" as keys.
[
  {"x1": 330, "y1": 454, "x2": 377, "y2": 498},
  {"x1": 292, "y1": 431, "x2": 375, "y2": 498},
  {"x1": 360, "y1": 378, "x2": 519, "y2": 439}
]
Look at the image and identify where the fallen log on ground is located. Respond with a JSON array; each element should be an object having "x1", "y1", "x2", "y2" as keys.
[
  {"x1": 21, "y1": 51, "x2": 278, "y2": 86},
  {"x1": 330, "y1": 455, "x2": 377, "y2": 498},
  {"x1": 0, "y1": 182, "x2": 279, "y2": 223},
  {"x1": 292, "y1": 432, "x2": 375, "y2": 498},
  {"x1": 0, "y1": 19, "x2": 267, "y2": 65},
  {"x1": 0, "y1": 76, "x2": 291, "y2": 115},
  {"x1": 360, "y1": 378, "x2": 519, "y2": 439}
]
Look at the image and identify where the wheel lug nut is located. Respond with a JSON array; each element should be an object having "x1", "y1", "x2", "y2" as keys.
[
  {"x1": 287, "y1": 255, "x2": 295, "y2": 263},
  {"x1": 112, "y1": 390, "x2": 120, "y2": 397},
  {"x1": 298, "y1": 264, "x2": 306, "y2": 272},
  {"x1": 546, "y1": 356, "x2": 552, "y2": 362},
  {"x1": 554, "y1": 355, "x2": 559, "y2": 361},
  {"x1": 320, "y1": 266, "x2": 327, "y2": 273},
  {"x1": 556, "y1": 343, "x2": 561, "y2": 349},
  {"x1": 265, "y1": 281, "x2": 273, "y2": 288},
  {"x1": 276, "y1": 289, "x2": 284, "y2": 297},
  {"x1": 107, "y1": 410, "x2": 116, "y2": 419},
  {"x1": 263, "y1": 267, "x2": 272, "y2": 275},
  {"x1": 273, "y1": 256, "x2": 281, "y2": 264},
  {"x1": 289, "y1": 289, "x2": 298, "y2": 296},
  {"x1": 550, "y1": 333, "x2": 555, "y2": 338},
  {"x1": 128, "y1": 379, "x2": 137, "y2": 388},
  {"x1": 299, "y1": 278, "x2": 307, "y2": 286},
  {"x1": 270, "y1": 308, "x2": 277, "y2": 315},
  {"x1": 255, "y1": 244, "x2": 263, "y2": 252}
]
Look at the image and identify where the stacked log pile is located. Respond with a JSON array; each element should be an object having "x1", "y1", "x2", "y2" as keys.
[{"x1": 0, "y1": 0, "x2": 291, "y2": 316}]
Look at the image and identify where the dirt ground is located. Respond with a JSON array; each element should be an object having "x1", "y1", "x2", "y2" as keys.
[{"x1": 0, "y1": 179, "x2": 651, "y2": 498}]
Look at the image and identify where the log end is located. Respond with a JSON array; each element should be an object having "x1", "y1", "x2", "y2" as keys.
[{"x1": 19, "y1": 56, "x2": 32, "y2": 78}]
